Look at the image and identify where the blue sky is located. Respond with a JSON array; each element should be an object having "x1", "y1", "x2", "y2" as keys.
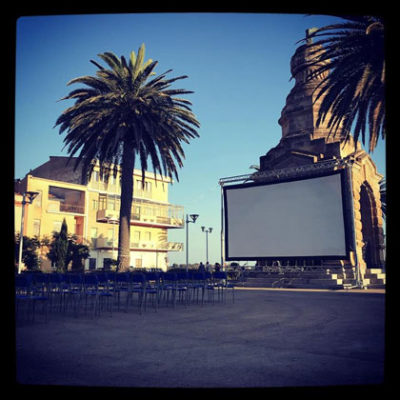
[{"x1": 15, "y1": 13, "x2": 386, "y2": 266}]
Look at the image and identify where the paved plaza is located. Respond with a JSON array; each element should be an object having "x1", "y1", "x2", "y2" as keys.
[{"x1": 15, "y1": 288, "x2": 386, "y2": 390}]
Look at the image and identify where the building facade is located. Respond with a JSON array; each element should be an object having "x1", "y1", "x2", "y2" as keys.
[{"x1": 15, "y1": 156, "x2": 184, "y2": 271}]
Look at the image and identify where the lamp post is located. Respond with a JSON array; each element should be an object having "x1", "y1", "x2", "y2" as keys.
[
  {"x1": 18, "y1": 191, "x2": 39, "y2": 274},
  {"x1": 201, "y1": 226, "x2": 213, "y2": 263},
  {"x1": 185, "y1": 213, "x2": 199, "y2": 271}
]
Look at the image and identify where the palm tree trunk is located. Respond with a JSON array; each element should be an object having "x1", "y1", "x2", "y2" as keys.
[{"x1": 118, "y1": 144, "x2": 135, "y2": 272}]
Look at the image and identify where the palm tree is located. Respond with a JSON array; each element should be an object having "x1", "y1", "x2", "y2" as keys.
[
  {"x1": 55, "y1": 44, "x2": 200, "y2": 271},
  {"x1": 300, "y1": 15, "x2": 385, "y2": 152}
]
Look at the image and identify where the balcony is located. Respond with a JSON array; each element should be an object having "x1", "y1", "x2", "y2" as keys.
[
  {"x1": 96, "y1": 208, "x2": 119, "y2": 222},
  {"x1": 47, "y1": 200, "x2": 85, "y2": 215},
  {"x1": 95, "y1": 237, "x2": 183, "y2": 252},
  {"x1": 47, "y1": 186, "x2": 85, "y2": 215},
  {"x1": 96, "y1": 200, "x2": 184, "y2": 228}
]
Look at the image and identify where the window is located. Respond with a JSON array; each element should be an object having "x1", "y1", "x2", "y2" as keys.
[
  {"x1": 134, "y1": 231, "x2": 141, "y2": 242},
  {"x1": 92, "y1": 171, "x2": 99, "y2": 182},
  {"x1": 33, "y1": 219, "x2": 41, "y2": 237},
  {"x1": 34, "y1": 190, "x2": 42, "y2": 208},
  {"x1": 53, "y1": 221, "x2": 62, "y2": 233},
  {"x1": 145, "y1": 231, "x2": 151, "y2": 241},
  {"x1": 92, "y1": 199, "x2": 98, "y2": 210},
  {"x1": 99, "y1": 194, "x2": 107, "y2": 210},
  {"x1": 136, "y1": 180, "x2": 152, "y2": 194},
  {"x1": 89, "y1": 258, "x2": 96, "y2": 271},
  {"x1": 90, "y1": 227, "x2": 97, "y2": 248},
  {"x1": 108, "y1": 197, "x2": 115, "y2": 210},
  {"x1": 103, "y1": 258, "x2": 112, "y2": 270},
  {"x1": 135, "y1": 258, "x2": 142, "y2": 268},
  {"x1": 107, "y1": 228, "x2": 114, "y2": 241},
  {"x1": 48, "y1": 186, "x2": 85, "y2": 214}
]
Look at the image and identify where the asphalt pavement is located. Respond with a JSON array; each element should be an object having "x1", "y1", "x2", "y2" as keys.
[{"x1": 14, "y1": 287, "x2": 386, "y2": 390}]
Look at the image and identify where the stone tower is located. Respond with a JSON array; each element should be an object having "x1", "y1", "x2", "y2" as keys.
[{"x1": 258, "y1": 29, "x2": 385, "y2": 278}]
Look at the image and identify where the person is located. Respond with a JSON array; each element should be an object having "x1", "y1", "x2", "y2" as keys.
[
  {"x1": 198, "y1": 262, "x2": 205, "y2": 272},
  {"x1": 214, "y1": 263, "x2": 221, "y2": 272},
  {"x1": 205, "y1": 261, "x2": 210, "y2": 272}
]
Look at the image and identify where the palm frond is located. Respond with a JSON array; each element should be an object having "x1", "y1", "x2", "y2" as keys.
[{"x1": 297, "y1": 15, "x2": 385, "y2": 152}]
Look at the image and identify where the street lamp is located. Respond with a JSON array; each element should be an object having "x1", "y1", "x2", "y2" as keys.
[
  {"x1": 201, "y1": 226, "x2": 213, "y2": 263},
  {"x1": 185, "y1": 213, "x2": 199, "y2": 271},
  {"x1": 18, "y1": 191, "x2": 39, "y2": 274}
]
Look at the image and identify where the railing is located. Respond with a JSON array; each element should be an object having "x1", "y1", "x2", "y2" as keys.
[
  {"x1": 130, "y1": 241, "x2": 183, "y2": 251},
  {"x1": 47, "y1": 200, "x2": 85, "y2": 215},
  {"x1": 96, "y1": 209, "x2": 119, "y2": 221},
  {"x1": 96, "y1": 201, "x2": 184, "y2": 228},
  {"x1": 95, "y1": 237, "x2": 183, "y2": 252},
  {"x1": 95, "y1": 237, "x2": 116, "y2": 249},
  {"x1": 88, "y1": 181, "x2": 119, "y2": 192},
  {"x1": 88, "y1": 182, "x2": 151, "y2": 198}
]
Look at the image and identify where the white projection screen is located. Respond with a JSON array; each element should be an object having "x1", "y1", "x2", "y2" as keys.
[{"x1": 223, "y1": 170, "x2": 353, "y2": 261}]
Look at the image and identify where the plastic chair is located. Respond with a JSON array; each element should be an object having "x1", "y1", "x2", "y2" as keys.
[
  {"x1": 213, "y1": 271, "x2": 235, "y2": 303},
  {"x1": 160, "y1": 272, "x2": 178, "y2": 307},
  {"x1": 175, "y1": 271, "x2": 190, "y2": 306},
  {"x1": 127, "y1": 273, "x2": 146, "y2": 314},
  {"x1": 94, "y1": 273, "x2": 114, "y2": 316},
  {"x1": 114, "y1": 272, "x2": 130, "y2": 311},
  {"x1": 189, "y1": 271, "x2": 207, "y2": 305},
  {"x1": 32, "y1": 273, "x2": 50, "y2": 296},
  {"x1": 204, "y1": 271, "x2": 216, "y2": 304},
  {"x1": 15, "y1": 274, "x2": 48, "y2": 322},
  {"x1": 82, "y1": 274, "x2": 100, "y2": 318},
  {"x1": 62, "y1": 273, "x2": 83, "y2": 316},
  {"x1": 143, "y1": 272, "x2": 161, "y2": 312},
  {"x1": 47, "y1": 273, "x2": 62, "y2": 312}
]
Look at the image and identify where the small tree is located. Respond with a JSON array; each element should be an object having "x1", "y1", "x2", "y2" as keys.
[
  {"x1": 14, "y1": 234, "x2": 41, "y2": 271},
  {"x1": 66, "y1": 235, "x2": 90, "y2": 272},
  {"x1": 47, "y1": 218, "x2": 69, "y2": 272}
]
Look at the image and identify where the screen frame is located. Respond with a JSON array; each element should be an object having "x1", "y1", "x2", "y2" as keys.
[{"x1": 223, "y1": 168, "x2": 355, "y2": 262}]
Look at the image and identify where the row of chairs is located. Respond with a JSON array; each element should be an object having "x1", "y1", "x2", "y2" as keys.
[{"x1": 15, "y1": 270, "x2": 235, "y2": 322}]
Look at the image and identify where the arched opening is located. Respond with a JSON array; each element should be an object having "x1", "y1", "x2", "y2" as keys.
[{"x1": 360, "y1": 182, "x2": 379, "y2": 268}]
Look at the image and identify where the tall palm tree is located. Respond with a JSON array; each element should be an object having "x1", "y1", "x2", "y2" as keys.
[
  {"x1": 301, "y1": 15, "x2": 385, "y2": 152},
  {"x1": 55, "y1": 44, "x2": 200, "y2": 270}
]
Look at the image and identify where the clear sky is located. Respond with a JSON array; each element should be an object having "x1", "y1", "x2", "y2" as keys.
[{"x1": 15, "y1": 12, "x2": 386, "y2": 266}]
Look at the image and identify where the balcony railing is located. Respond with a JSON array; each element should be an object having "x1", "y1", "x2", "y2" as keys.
[
  {"x1": 47, "y1": 200, "x2": 85, "y2": 215},
  {"x1": 96, "y1": 209, "x2": 119, "y2": 221},
  {"x1": 96, "y1": 201, "x2": 184, "y2": 228},
  {"x1": 95, "y1": 237, "x2": 183, "y2": 252},
  {"x1": 88, "y1": 181, "x2": 152, "y2": 199}
]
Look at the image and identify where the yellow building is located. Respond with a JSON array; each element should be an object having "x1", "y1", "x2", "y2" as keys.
[{"x1": 15, "y1": 156, "x2": 184, "y2": 271}]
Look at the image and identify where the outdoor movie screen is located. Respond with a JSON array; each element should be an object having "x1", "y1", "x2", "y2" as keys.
[{"x1": 223, "y1": 170, "x2": 353, "y2": 261}]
